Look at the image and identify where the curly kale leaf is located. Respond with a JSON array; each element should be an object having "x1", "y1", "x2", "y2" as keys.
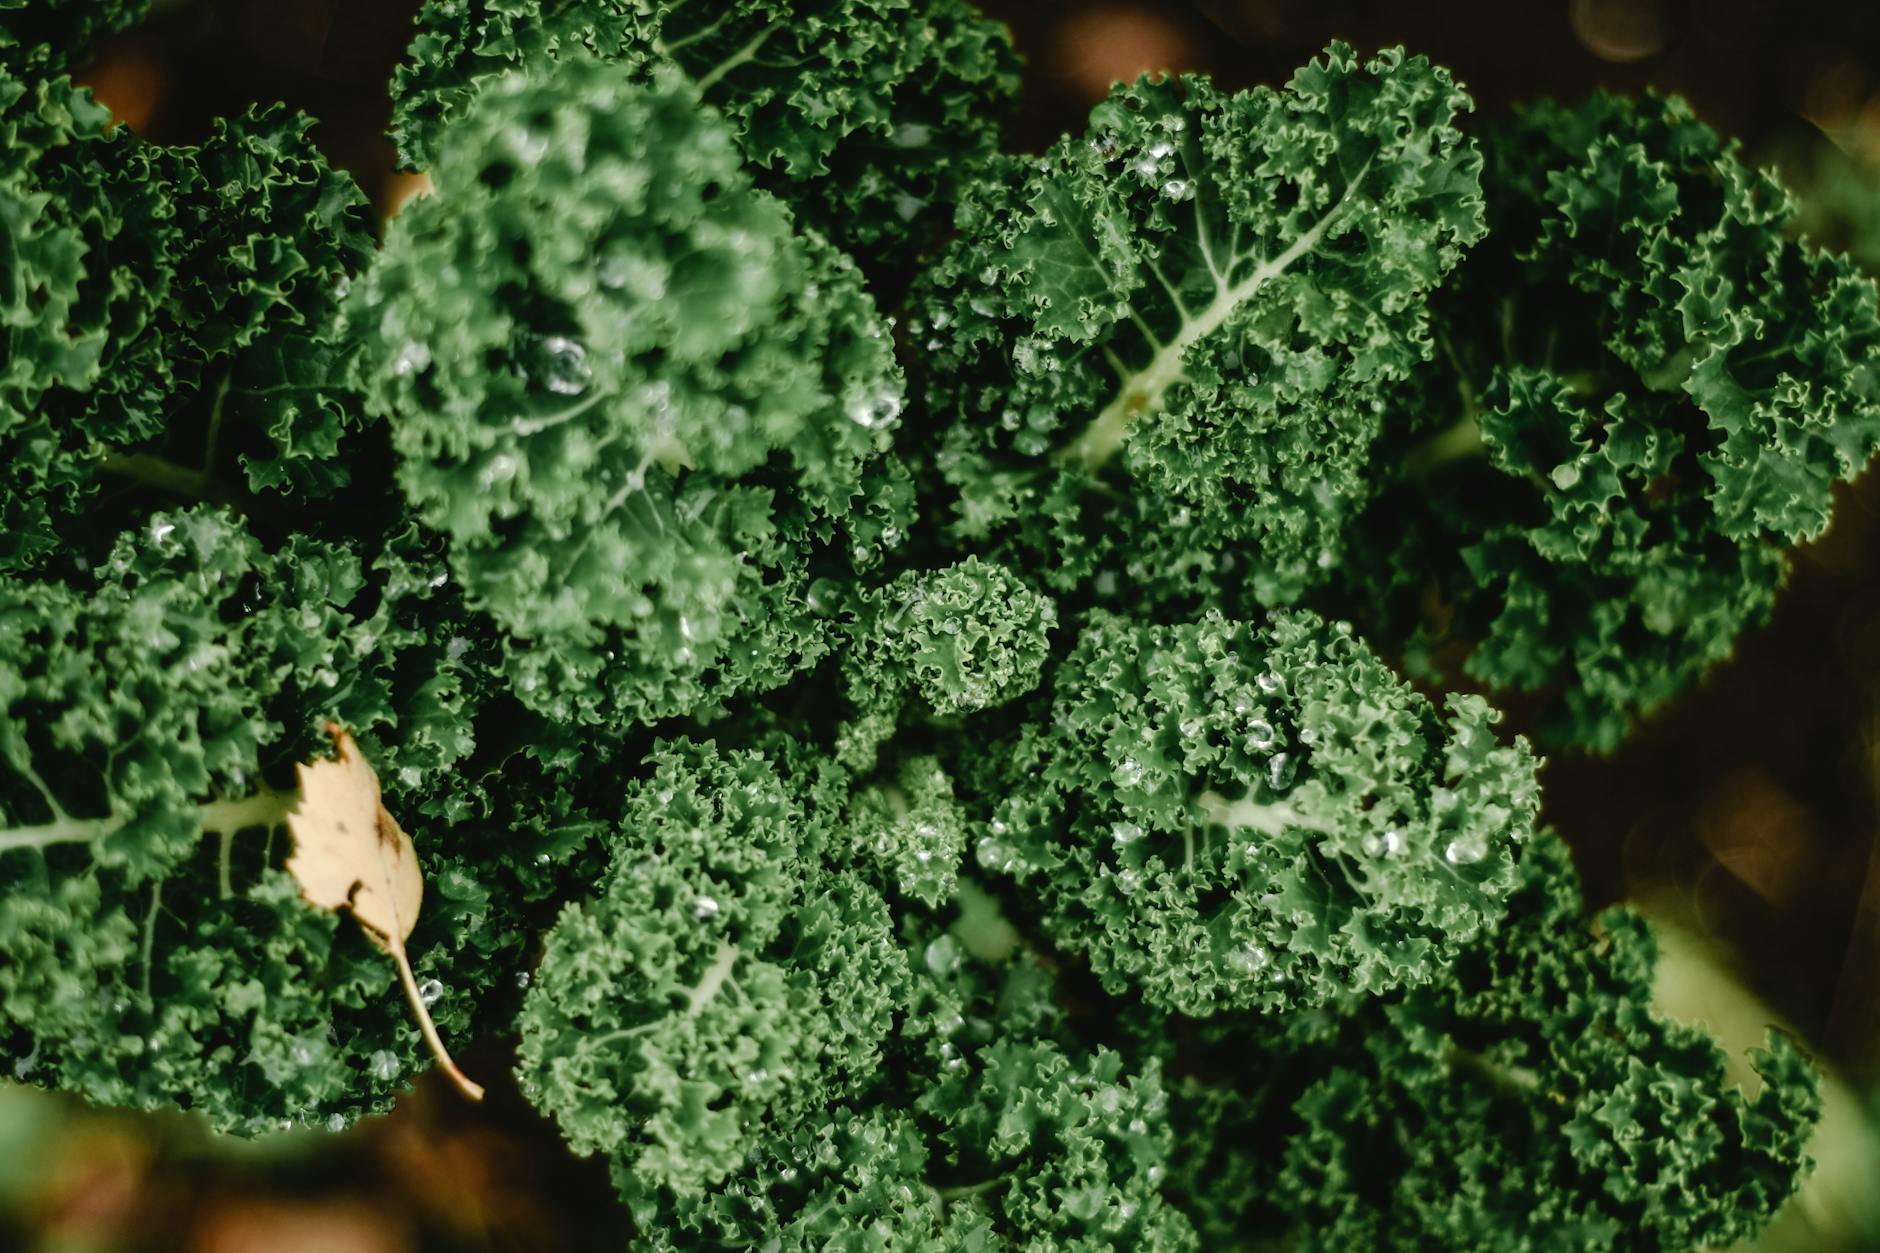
[
  {"x1": 351, "y1": 60, "x2": 911, "y2": 728},
  {"x1": 0, "y1": 512, "x2": 462, "y2": 1132},
  {"x1": 631, "y1": 901, "x2": 1194, "y2": 1250},
  {"x1": 389, "y1": 0, "x2": 1019, "y2": 274},
  {"x1": 516, "y1": 738, "x2": 905, "y2": 1197},
  {"x1": 0, "y1": 76, "x2": 373, "y2": 576},
  {"x1": 1345, "y1": 91, "x2": 1880, "y2": 749},
  {"x1": 0, "y1": 506, "x2": 617, "y2": 1133},
  {"x1": 829, "y1": 556, "x2": 1056, "y2": 768},
  {"x1": 967, "y1": 609, "x2": 1539, "y2": 1017},
  {"x1": 0, "y1": 0, "x2": 146, "y2": 75},
  {"x1": 911, "y1": 44, "x2": 1484, "y2": 606},
  {"x1": 1166, "y1": 834, "x2": 1820, "y2": 1252}
]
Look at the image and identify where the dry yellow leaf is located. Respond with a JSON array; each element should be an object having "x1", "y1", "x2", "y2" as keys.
[{"x1": 285, "y1": 724, "x2": 483, "y2": 1102}]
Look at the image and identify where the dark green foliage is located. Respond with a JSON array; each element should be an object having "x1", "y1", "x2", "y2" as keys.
[
  {"x1": 610, "y1": 859, "x2": 1197, "y2": 1250},
  {"x1": 0, "y1": 0, "x2": 146, "y2": 76},
  {"x1": 0, "y1": 22, "x2": 1839, "y2": 1253},
  {"x1": 967, "y1": 609, "x2": 1539, "y2": 1017},
  {"x1": 0, "y1": 71, "x2": 373, "y2": 577},
  {"x1": 1345, "y1": 92, "x2": 1880, "y2": 748},
  {"x1": 0, "y1": 511, "x2": 461, "y2": 1132},
  {"x1": 518, "y1": 738, "x2": 904, "y2": 1196},
  {"x1": 1164, "y1": 834, "x2": 1820, "y2": 1251},
  {"x1": 350, "y1": 59, "x2": 911, "y2": 729},
  {"x1": 909, "y1": 44, "x2": 1484, "y2": 608},
  {"x1": 390, "y1": 0, "x2": 1020, "y2": 273}
]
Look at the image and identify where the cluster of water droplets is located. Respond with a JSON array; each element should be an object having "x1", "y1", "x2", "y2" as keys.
[
  {"x1": 1361, "y1": 828, "x2": 1406, "y2": 859},
  {"x1": 1118, "y1": 112, "x2": 1194, "y2": 207},
  {"x1": 975, "y1": 816, "x2": 1020, "y2": 874}
]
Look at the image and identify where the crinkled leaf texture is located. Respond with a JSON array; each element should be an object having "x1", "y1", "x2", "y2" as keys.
[
  {"x1": 1346, "y1": 91, "x2": 1880, "y2": 749},
  {"x1": 351, "y1": 59, "x2": 913, "y2": 728},
  {"x1": 0, "y1": 71, "x2": 373, "y2": 577},
  {"x1": 0, "y1": 0, "x2": 147, "y2": 75},
  {"x1": 389, "y1": 0, "x2": 1019, "y2": 273},
  {"x1": 0, "y1": 506, "x2": 620, "y2": 1132},
  {"x1": 0, "y1": 513, "x2": 445, "y2": 1132},
  {"x1": 911, "y1": 43, "x2": 1484, "y2": 608},
  {"x1": 1166, "y1": 834, "x2": 1821, "y2": 1251},
  {"x1": 966, "y1": 608, "x2": 1540, "y2": 1017},
  {"x1": 520, "y1": 735, "x2": 1194, "y2": 1248}
]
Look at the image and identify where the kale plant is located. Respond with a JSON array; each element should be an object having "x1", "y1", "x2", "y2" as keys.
[{"x1": 3, "y1": 8, "x2": 1870, "y2": 1249}]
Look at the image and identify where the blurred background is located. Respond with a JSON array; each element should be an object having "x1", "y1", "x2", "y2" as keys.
[{"x1": 11, "y1": 0, "x2": 1880, "y2": 1248}]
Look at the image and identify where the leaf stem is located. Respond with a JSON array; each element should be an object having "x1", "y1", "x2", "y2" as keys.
[
  {"x1": 0, "y1": 788, "x2": 298, "y2": 855},
  {"x1": 139, "y1": 878, "x2": 163, "y2": 1002},
  {"x1": 693, "y1": 26, "x2": 775, "y2": 93},
  {"x1": 389, "y1": 939, "x2": 485, "y2": 1102},
  {"x1": 1062, "y1": 154, "x2": 1376, "y2": 473}
]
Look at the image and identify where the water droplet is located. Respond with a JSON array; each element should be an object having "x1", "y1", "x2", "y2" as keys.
[
  {"x1": 479, "y1": 453, "x2": 519, "y2": 487},
  {"x1": 1116, "y1": 757, "x2": 1145, "y2": 789},
  {"x1": 1162, "y1": 178, "x2": 1193, "y2": 202},
  {"x1": 1111, "y1": 821, "x2": 1144, "y2": 848},
  {"x1": 326, "y1": 1113, "x2": 348, "y2": 1133},
  {"x1": 390, "y1": 340, "x2": 431, "y2": 379},
  {"x1": 507, "y1": 125, "x2": 550, "y2": 164},
  {"x1": 417, "y1": 978, "x2": 445, "y2": 1006},
  {"x1": 533, "y1": 335, "x2": 590, "y2": 396},
  {"x1": 149, "y1": 517, "x2": 176, "y2": 543},
  {"x1": 846, "y1": 386, "x2": 903, "y2": 429},
  {"x1": 924, "y1": 935, "x2": 964, "y2": 976},
  {"x1": 1227, "y1": 943, "x2": 1271, "y2": 974},
  {"x1": 1115, "y1": 868, "x2": 1143, "y2": 896},
  {"x1": 1148, "y1": 141, "x2": 1174, "y2": 159},
  {"x1": 1245, "y1": 719, "x2": 1276, "y2": 750},
  {"x1": 891, "y1": 122, "x2": 933, "y2": 148},
  {"x1": 977, "y1": 835, "x2": 1012, "y2": 871},
  {"x1": 779, "y1": 1166, "x2": 800, "y2": 1182},
  {"x1": 515, "y1": 971, "x2": 533, "y2": 990},
  {"x1": 369, "y1": 1049, "x2": 399, "y2": 1082},
  {"x1": 693, "y1": 895, "x2": 721, "y2": 920},
  {"x1": 1268, "y1": 752, "x2": 1296, "y2": 790},
  {"x1": 1445, "y1": 835, "x2": 1488, "y2": 866},
  {"x1": 1257, "y1": 671, "x2": 1282, "y2": 694}
]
